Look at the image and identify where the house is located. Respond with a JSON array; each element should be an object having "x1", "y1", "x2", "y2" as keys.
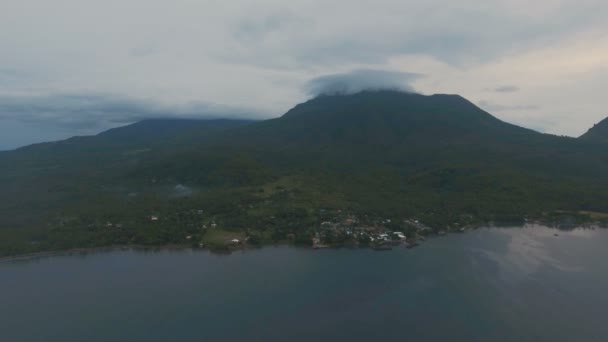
[
  {"x1": 231, "y1": 239, "x2": 240, "y2": 244},
  {"x1": 393, "y1": 232, "x2": 406, "y2": 240},
  {"x1": 150, "y1": 216, "x2": 159, "y2": 222}
]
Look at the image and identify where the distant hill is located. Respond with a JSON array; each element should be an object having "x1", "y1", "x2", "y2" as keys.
[
  {"x1": 1, "y1": 91, "x2": 607, "y2": 256},
  {"x1": 14, "y1": 118, "x2": 253, "y2": 153},
  {"x1": 580, "y1": 117, "x2": 608, "y2": 142}
]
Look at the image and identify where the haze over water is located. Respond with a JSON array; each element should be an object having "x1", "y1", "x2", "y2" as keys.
[{"x1": 1, "y1": 225, "x2": 607, "y2": 342}]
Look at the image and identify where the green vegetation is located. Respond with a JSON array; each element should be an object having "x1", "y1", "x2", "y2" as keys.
[{"x1": 1, "y1": 91, "x2": 608, "y2": 256}]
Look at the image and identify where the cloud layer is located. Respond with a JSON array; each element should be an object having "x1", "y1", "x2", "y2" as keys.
[
  {"x1": 0, "y1": 0, "x2": 607, "y2": 149},
  {"x1": 304, "y1": 69, "x2": 421, "y2": 96},
  {"x1": 0, "y1": 93, "x2": 259, "y2": 130}
]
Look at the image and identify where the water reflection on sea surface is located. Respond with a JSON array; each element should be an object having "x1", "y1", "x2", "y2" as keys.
[{"x1": 1, "y1": 226, "x2": 607, "y2": 342}]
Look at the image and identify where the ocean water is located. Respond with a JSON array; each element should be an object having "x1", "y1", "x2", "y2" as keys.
[{"x1": 1, "y1": 225, "x2": 607, "y2": 342}]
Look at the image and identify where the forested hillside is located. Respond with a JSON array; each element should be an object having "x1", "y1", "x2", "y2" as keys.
[{"x1": 1, "y1": 91, "x2": 607, "y2": 256}]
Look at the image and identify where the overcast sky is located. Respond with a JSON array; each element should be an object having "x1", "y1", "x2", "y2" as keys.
[{"x1": 1, "y1": 0, "x2": 607, "y2": 150}]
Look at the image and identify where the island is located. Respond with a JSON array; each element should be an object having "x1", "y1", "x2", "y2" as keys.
[{"x1": 1, "y1": 91, "x2": 608, "y2": 257}]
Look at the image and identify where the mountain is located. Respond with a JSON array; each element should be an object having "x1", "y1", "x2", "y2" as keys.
[
  {"x1": 580, "y1": 117, "x2": 608, "y2": 142},
  {"x1": 134, "y1": 91, "x2": 606, "y2": 186},
  {"x1": 13, "y1": 118, "x2": 253, "y2": 154},
  {"x1": 226, "y1": 91, "x2": 539, "y2": 149},
  {"x1": 1, "y1": 91, "x2": 607, "y2": 256}
]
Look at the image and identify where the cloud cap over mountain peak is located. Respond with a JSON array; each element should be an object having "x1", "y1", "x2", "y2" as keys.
[{"x1": 304, "y1": 69, "x2": 422, "y2": 96}]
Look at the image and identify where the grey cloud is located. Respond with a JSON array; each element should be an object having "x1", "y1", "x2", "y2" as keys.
[
  {"x1": 223, "y1": 21, "x2": 488, "y2": 69},
  {"x1": 233, "y1": 10, "x2": 303, "y2": 42},
  {"x1": 491, "y1": 86, "x2": 520, "y2": 93},
  {"x1": 0, "y1": 69, "x2": 32, "y2": 86},
  {"x1": 305, "y1": 69, "x2": 422, "y2": 96},
  {"x1": 224, "y1": 2, "x2": 608, "y2": 69},
  {"x1": 478, "y1": 100, "x2": 540, "y2": 112},
  {"x1": 0, "y1": 0, "x2": 607, "y2": 143},
  {"x1": 129, "y1": 44, "x2": 159, "y2": 57},
  {"x1": 0, "y1": 69, "x2": 22, "y2": 79},
  {"x1": 0, "y1": 93, "x2": 260, "y2": 130}
]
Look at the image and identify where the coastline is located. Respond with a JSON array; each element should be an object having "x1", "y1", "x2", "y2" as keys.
[
  {"x1": 0, "y1": 243, "x2": 298, "y2": 263},
  {"x1": 2, "y1": 222, "x2": 604, "y2": 263}
]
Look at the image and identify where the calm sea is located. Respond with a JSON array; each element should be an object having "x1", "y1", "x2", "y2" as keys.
[{"x1": 1, "y1": 225, "x2": 607, "y2": 341}]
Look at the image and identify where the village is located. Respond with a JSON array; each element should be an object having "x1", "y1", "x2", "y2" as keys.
[
  {"x1": 52, "y1": 200, "x2": 608, "y2": 256},
  {"x1": 68, "y1": 201, "x2": 493, "y2": 254},
  {"x1": 309, "y1": 212, "x2": 431, "y2": 250},
  {"x1": 181, "y1": 208, "x2": 441, "y2": 251}
]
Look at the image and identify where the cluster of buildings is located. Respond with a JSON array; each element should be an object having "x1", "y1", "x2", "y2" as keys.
[{"x1": 312, "y1": 211, "x2": 415, "y2": 248}]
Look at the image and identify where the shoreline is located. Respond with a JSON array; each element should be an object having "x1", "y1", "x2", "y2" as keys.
[{"x1": 1, "y1": 223, "x2": 605, "y2": 263}]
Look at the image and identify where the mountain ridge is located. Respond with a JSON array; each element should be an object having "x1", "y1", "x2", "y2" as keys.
[
  {"x1": 580, "y1": 116, "x2": 608, "y2": 142},
  {"x1": 4, "y1": 90, "x2": 597, "y2": 153}
]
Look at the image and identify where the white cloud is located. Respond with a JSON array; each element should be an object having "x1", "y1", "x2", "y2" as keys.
[{"x1": 0, "y1": 0, "x2": 607, "y2": 147}]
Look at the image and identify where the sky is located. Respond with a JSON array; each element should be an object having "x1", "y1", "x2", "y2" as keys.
[{"x1": 1, "y1": 0, "x2": 607, "y2": 150}]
